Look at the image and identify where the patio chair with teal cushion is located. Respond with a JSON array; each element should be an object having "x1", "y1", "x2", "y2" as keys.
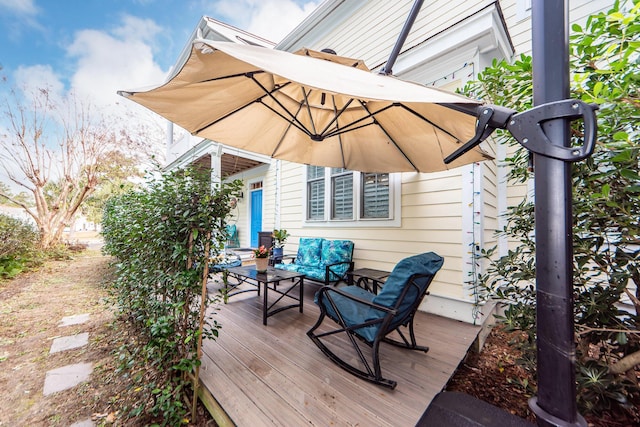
[{"x1": 307, "y1": 252, "x2": 444, "y2": 389}]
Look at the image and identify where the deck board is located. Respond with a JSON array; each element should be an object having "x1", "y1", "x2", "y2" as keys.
[{"x1": 201, "y1": 278, "x2": 480, "y2": 426}]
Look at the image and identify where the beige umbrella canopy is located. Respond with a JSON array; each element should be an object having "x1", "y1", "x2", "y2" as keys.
[{"x1": 119, "y1": 40, "x2": 489, "y2": 173}]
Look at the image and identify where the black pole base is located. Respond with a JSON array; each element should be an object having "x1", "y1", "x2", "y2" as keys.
[
  {"x1": 416, "y1": 391, "x2": 534, "y2": 427},
  {"x1": 529, "y1": 398, "x2": 587, "y2": 427}
]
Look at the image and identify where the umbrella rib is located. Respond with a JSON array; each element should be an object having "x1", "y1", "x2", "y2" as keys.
[
  {"x1": 248, "y1": 74, "x2": 316, "y2": 137},
  {"x1": 358, "y1": 100, "x2": 420, "y2": 171},
  {"x1": 324, "y1": 121, "x2": 379, "y2": 139},
  {"x1": 317, "y1": 96, "x2": 355, "y2": 137},
  {"x1": 301, "y1": 88, "x2": 318, "y2": 135},
  {"x1": 193, "y1": 75, "x2": 312, "y2": 137},
  {"x1": 270, "y1": 101, "x2": 306, "y2": 158},
  {"x1": 256, "y1": 99, "x2": 314, "y2": 137},
  {"x1": 398, "y1": 104, "x2": 461, "y2": 142},
  {"x1": 331, "y1": 100, "x2": 347, "y2": 169},
  {"x1": 197, "y1": 71, "x2": 261, "y2": 84},
  {"x1": 322, "y1": 103, "x2": 395, "y2": 139}
]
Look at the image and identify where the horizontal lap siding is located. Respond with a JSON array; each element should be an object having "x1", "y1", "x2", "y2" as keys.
[
  {"x1": 307, "y1": 0, "x2": 491, "y2": 68},
  {"x1": 501, "y1": 0, "x2": 612, "y2": 224}
]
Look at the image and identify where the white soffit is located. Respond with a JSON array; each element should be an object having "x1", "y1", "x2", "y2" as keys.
[{"x1": 394, "y1": 3, "x2": 514, "y2": 81}]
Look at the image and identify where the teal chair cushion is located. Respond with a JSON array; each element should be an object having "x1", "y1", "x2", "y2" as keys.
[
  {"x1": 295, "y1": 237, "x2": 323, "y2": 267},
  {"x1": 274, "y1": 262, "x2": 301, "y2": 273},
  {"x1": 315, "y1": 285, "x2": 381, "y2": 342},
  {"x1": 321, "y1": 239, "x2": 354, "y2": 279},
  {"x1": 372, "y1": 252, "x2": 444, "y2": 317}
]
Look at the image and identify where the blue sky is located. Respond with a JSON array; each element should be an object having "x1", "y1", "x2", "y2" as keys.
[{"x1": 0, "y1": 0, "x2": 319, "y2": 105}]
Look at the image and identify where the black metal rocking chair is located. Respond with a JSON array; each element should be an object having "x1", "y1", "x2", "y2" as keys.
[{"x1": 307, "y1": 252, "x2": 444, "y2": 389}]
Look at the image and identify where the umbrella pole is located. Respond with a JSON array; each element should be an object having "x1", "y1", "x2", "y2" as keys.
[
  {"x1": 528, "y1": 1, "x2": 585, "y2": 426},
  {"x1": 379, "y1": 0, "x2": 425, "y2": 75}
]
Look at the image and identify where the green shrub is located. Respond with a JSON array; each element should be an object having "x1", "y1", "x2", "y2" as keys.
[
  {"x1": 102, "y1": 167, "x2": 241, "y2": 424},
  {"x1": 0, "y1": 214, "x2": 39, "y2": 279},
  {"x1": 469, "y1": 1, "x2": 639, "y2": 418}
]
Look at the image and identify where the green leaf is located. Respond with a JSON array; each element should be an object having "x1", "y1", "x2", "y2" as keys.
[
  {"x1": 616, "y1": 332, "x2": 627, "y2": 345},
  {"x1": 620, "y1": 169, "x2": 640, "y2": 180},
  {"x1": 612, "y1": 131, "x2": 629, "y2": 142},
  {"x1": 593, "y1": 81, "x2": 603, "y2": 97}
]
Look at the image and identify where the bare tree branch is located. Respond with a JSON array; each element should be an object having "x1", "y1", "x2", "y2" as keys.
[{"x1": 1, "y1": 86, "x2": 150, "y2": 248}]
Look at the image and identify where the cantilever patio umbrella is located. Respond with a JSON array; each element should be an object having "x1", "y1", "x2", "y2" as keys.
[
  {"x1": 119, "y1": 1, "x2": 599, "y2": 425},
  {"x1": 118, "y1": 40, "x2": 491, "y2": 173}
]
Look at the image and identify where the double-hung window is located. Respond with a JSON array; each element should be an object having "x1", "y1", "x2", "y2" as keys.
[
  {"x1": 305, "y1": 166, "x2": 397, "y2": 226},
  {"x1": 307, "y1": 166, "x2": 325, "y2": 220},
  {"x1": 331, "y1": 168, "x2": 353, "y2": 220},
  {"x1": 361, "y1": 172, "x2": 389, "y2": 219}
]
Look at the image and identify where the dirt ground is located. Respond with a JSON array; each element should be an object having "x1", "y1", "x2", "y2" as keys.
[
  {"x1": 447, "y1": 326, "x2": 640, "y2": 427},
  {"x1": 0, "y1": 250, "x2": 116, "y2": 426}
]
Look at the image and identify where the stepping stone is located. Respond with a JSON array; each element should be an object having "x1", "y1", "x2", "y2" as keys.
[
  {"x1": 43, "y1": 362, "x2": 92, "y2": 396},
  {"x1": 59, "y1": 313, "x2": 90, "y2": 327},
  {"x1": 70, "y1": 419, "x2": 95, "y2": 427},
  {"x1": 50, "y1": 333, "x2": 89, "y2": 354}
]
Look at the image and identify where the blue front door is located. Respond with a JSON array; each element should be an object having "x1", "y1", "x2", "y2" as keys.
[{"x1": 250, "y1": 189, "x2": 263, "y2": 247}]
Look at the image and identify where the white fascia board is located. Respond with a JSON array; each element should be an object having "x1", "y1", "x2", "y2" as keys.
[
  {"x1": 202, "y1": 17, "x2": 276, "y2": 47},
  {"x1": 164, "y1": 138, "x2": 214, "y2": 172},
  {"x1": 276, "y1": 0, "x2": 367, "y2": 52},
  {"x1": 393, "y1": 4, "x2": 514, "y2": 79},
  {"x1": 168, "y1": 17, "x2": 274, "y2": 81},
  {"x1": 165, "y1": 139, "x2": 272, "y2": 173}
]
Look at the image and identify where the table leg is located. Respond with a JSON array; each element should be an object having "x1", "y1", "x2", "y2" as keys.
[
  {"x1": 299, "y1": 277, "x2": 304, "y2": 313},
  {"x1": 262, "y1": 281, "x2": 268, "y2": 325}
]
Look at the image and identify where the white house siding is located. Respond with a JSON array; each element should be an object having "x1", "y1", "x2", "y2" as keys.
[{"x1": 285, "y1": 0, "x2": 494, "y2": 71}]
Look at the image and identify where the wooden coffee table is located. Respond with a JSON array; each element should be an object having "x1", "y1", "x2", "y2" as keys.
[{"x1": 224, "y1": 265, "x2": 304, "y2": 325}]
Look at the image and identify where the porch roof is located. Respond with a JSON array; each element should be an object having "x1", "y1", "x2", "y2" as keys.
[{"x1": 220, "y1": 153, "x2": 264, "y2": 178}]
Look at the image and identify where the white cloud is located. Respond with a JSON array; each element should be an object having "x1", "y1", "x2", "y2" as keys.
[
  {"x1": 0, "y1": 0, "x2": 42, "y2": 41},
  {"x1": 66, "y1": 15, "x2": 167, "y2": 107},
  {"x1": 13, "y1": 64, "x2": 64, "y2": 99},
  {"x1": 211, "y1": 0, "x2": 319, "y2": 43},
  {"x1": 0, "y1": 0, "x2": 37, "y2": 15}
]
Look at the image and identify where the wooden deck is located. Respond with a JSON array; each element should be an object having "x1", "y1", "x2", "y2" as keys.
[{"x1": 200, "y1": 277, "x2": 480, "y2": 426}]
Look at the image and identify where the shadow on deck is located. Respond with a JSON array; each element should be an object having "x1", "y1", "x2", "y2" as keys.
[{"x1": 200, "y1": 277, "x2": 480, "y2": 426}]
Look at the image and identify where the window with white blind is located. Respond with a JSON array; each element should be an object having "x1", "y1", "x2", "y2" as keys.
[
  {"x1": 331, "y1": 168, "x2": 353, "y2": 220},
  {"x1": 305, "y1": 166, "x2": 398, "y2": 226},
  {"x1": 361, "y1": 172, "x2": 389, "y2": 219},
  {"x1": 307, "y1": 166, "x2": 325, "y2": 220}
]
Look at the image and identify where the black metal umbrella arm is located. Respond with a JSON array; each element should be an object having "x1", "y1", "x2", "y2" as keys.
[{"x1": 444, "y1": 99, "x2": 598, "y2": 165}]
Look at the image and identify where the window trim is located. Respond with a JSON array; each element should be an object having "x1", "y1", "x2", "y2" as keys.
[{"x1": 303, "y1": 167, "x2": 401, "y2": 228}]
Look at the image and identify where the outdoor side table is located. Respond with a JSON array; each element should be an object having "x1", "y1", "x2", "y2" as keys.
[
  {"x1": 347, "y1": 268, "x2": 391, "y2": 294},
  {"x1": 224, "y1": 265, "x2": 304, "y2": 325}
]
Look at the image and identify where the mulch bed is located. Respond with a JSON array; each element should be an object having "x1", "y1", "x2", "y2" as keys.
[{"x1": 446, "y1": 325, "x2": 640, "y2": 427}]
